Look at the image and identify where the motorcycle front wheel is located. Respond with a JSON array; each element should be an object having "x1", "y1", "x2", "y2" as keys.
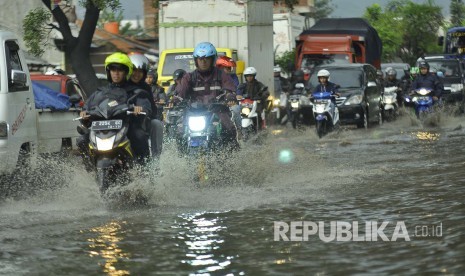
[{"x1": 316, "y1": 120, "x2": 326, "y2": 138}]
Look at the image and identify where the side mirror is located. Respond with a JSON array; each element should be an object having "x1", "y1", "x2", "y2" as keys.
[{"x1": 10, "y1": 69, "x2": 28, "y2": 88}]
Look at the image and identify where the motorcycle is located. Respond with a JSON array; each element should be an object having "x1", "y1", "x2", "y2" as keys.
[
  {"x1": 288, "y1": 83, "x2": 307, "y2": 129},
  {"x1": 382, "y1": 86, "x2": 399, "y2": 121},
  {"x1": 239, "y1": 95, "x2": 260, "y2": 141},
  {"x1": 311, "y1": 91, "x2": 339, "y2": 138},
  {"x1": 180, "y1": 93, "x2": 238, "y2": 182},
  {"x1": 75, "y1": 92, "x2": 146, "y2": 196},
  {"x1": 411, "y1": 88, "x2": 434, "y2": 119}
]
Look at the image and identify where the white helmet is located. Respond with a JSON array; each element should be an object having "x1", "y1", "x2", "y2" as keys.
[
  {"x1": 317, "y1": 69, "x2": 330, "y2": 78},
  {"x1": 273, "y1": 65, "x2": 281, "y2": 73},
  {"x1": 244, "y1": 67, "x2": 257, "y2": 76}
]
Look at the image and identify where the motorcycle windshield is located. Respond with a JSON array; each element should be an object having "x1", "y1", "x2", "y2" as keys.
[{"x1": 312, "y1": 91, "x2": 332, "y2": 99}]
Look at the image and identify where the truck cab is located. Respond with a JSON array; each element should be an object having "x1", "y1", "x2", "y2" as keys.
[
  {"x1": 0, "y1": 30, "x2": 80, "y2": 176},
  {"x1": 157, "y1": 48, "x2": 245, "y2": 89}
]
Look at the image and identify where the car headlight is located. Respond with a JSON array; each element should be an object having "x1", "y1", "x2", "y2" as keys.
[
  {"x1": 344, "y1": 94, "x2": 362, "y2": 105},
  {"x1": 96, "y1": 136, "x2": 115, "y2": 151},
  {"x1": 242, "y1": 107, "x2": 251, "y2": 116},
  {"x1": 188, "y1": 116, "x2": 207, "y2": 132},
  {"x1": 451, "y1": 83, "x2": 463, "y2": 93}
]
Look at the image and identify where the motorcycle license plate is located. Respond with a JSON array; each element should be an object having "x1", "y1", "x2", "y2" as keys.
[{"x1": 91, "y1": 120, "x2": 123, "y2": 130}]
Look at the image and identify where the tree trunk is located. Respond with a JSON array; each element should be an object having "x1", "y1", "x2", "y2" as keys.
[{"x1": 42, "y1": 0, "x2": 100, "y2": 98}]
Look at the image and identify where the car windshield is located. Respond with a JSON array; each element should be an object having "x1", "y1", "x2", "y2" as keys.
[
  {"x1": 301, "y1": 54, "x2": 350, "y2": 72},
  {"x1": 162, "y1": 52, "x2": 227, "y2": 76},
  {"x1": 310, "y1": 68, "x2": 363, "y2": 90},
  {"x1": 426, "y1": 59, "x2": 461, "y2": 77}
]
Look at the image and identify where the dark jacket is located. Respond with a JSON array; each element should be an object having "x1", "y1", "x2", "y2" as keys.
[
  {"x1": 84, "y1": 82, "x2": 152, "y2": 126},
  {"x1": 411, "y1": 73, "x2": 443, "y2": 97},
  {"x1": 237, "y1": 79, "x2": 269, "y2": 100},
  {"x1": 312, "y1": 81, "x2": 339, "y2": 95},
  {"x1": 176, "y1": 67, "x2": 236, "y2": 104}
]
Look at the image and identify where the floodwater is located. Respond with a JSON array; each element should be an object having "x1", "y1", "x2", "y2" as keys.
[{"x1": 1, "y1": 110, "x2": 464, "y2": 275}]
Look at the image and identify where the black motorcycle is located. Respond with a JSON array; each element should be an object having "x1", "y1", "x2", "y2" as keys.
[{"x1": 77, "y1": 92, "x2": 147, "y2": 196}]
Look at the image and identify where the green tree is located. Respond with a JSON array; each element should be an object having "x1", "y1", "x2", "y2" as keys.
[
  {"x1": 364, "y1": 0, "x2": 443, "y2": 65},
  {"x1": 23, "y1": 0, "x2": 122, "y2": 96},
  {"x1": 450, "y1": 0, "x2": 465, "y2": 27},
  {"x1": 275, "y1": 49, "x2": 296, "y2": 75},
  {"x1": 308, "y1": 0, "x2": 335, "y2": 22}
]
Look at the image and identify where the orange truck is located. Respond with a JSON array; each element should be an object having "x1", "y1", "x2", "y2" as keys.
[{"x1": 295, "y1": 18, "x2": 382, "y2": 72}]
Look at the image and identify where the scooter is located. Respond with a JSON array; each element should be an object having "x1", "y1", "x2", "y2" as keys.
[
  {"x1": 288, "y1": 83, "x2": 306, "y2": 129},
  {"x1": 382, "y1": 86, "x2": 399, "y2": 121},
  {"x1": 311, "y1": 91, "x2": 339, "y2": 138},
  {"x1": 411, "y1": 88, "x2": 434, "y2": 120},
  {"x1": 240, "y1": 96, "x2": 260, "y2": 141}
]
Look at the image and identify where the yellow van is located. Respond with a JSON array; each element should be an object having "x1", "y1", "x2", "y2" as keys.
[{"x1": 157, "y1": 48, "x2": 245, "y2": 89}]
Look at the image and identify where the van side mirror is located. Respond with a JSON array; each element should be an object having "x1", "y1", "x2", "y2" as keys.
[{"x1": 10, "y1": 69, "x2": 27, "y2": 88}]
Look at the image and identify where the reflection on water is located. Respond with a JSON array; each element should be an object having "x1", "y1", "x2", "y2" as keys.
[
  {"x1": 413, "y1": 131, "x2": 440, "y2": 141},
  {"x1": 178, "y1": 212, "x2": 232, "y2": 274},
  {"x1": 86, "y1": 221, "x2": 130, "y2": 276}
]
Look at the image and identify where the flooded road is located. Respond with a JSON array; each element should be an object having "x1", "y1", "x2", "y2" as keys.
[{"x1": 1, "y1": 112, "x2": 464, "y2": 275}]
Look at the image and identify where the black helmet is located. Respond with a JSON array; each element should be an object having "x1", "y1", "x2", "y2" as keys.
[
  {"x1": 418, "y1": 60, "x2": 429, "y2": 69},
  {"x1": 147, "y1": 69, "x2": 158, "y2": 83},
  {"x1": 376, "y1": 69, "x2": 384, "y2": 78},
  {"x1": 173, "y1": 69, "x2": 186, "y2": 81}
]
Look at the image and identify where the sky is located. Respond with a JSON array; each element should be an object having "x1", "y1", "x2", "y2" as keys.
[
  {"x1": 331, "y1": 0, "x2": 451, "y2": 18},
  {"x1": 76, "y1": 0, "x2": 452, "y2": 21}
]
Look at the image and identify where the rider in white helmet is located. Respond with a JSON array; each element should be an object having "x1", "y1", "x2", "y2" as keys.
[
  {"x1": 237, "y1": 66, "x2": 270, "y2": 130},
  {"x1": 313, "y1": 69, "x2": 340, "y2": 97}
]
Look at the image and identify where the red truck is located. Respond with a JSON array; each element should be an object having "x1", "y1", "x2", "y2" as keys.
[
  {"x1": 30, "y1": 74, "x2": 86, "y2": 104},
  {"x1": 295, "y1": 18, "x2": 382, "y2": 72}
]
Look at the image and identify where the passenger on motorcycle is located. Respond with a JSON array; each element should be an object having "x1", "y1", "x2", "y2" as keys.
[
  {"x1": 144, "y1": 68, "x2": 166, "y2": 121},
  {"x1": 216, "y1": 56, "x2": 239, "y2": 88},
  {"x1": 237, "y1": 67, "x2": 270, "y2": 130},
  {"x1": 312, "y1": 69, "x2": 340, "y2": 114},
  {"x1": 411, "y1": 61, "x2": 443, "y2": 102},
  {"x1": 78, "y1": 52, "x2": 153, "y2": 164},
  {"x1": 128, "y1": 52, "x2": 164, "y2": 160},
  {"x1": 175, "y1": 42, "x2": 238, "y2": 142},
  {"x1": 383, "y1": 68, "x2": 403, "y2": 105},
  {"x1": 166, "y1": 69, "x2": 186, "y2": 98}
]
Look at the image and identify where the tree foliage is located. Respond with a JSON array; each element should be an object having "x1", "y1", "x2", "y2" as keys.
[
  {"x1": 275, "y1": 49, "x2": 296, "y2": 75},
  {"x1": 364, "y1": 0, "x2": 443, "y2": 65},
  {"x1": 23, "y1": 0, "x2": 122, "y2": 96},
  {"x1": 450, "y1": 0, "x2": 465, "y2": 27},
  {"x1": 308, "y1": 0, "x2": 335, "y2": 22}
]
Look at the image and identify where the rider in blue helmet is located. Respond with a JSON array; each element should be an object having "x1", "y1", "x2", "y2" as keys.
[{"x1": 176, "y1": 42, "x2": 239, "y2": 145}]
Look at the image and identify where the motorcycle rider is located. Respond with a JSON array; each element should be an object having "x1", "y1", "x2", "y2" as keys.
[
  {"x1": 237, "y1": 67, "x2": 270, "y2": 130},
  {"x1": 383, "y1": 68, "x2": 403, "y2": 106},
  {"x1": 175, "y1": 42, "x2": 238, "y2": 144},
  {"x1": 128, "y1": 52, "x2": 164, "y2": 160},
  {"x1": 411, "y1": 60, "x2": 443, "y2": 102},
  {"x1": 312, "y1": 69, "x2": 340, "y2": 115},
  {"x1": 216, "y1": 56, "x2": 239, "y2": 88},
  {"x1": 166, "y1": 69, "x2": 186, "y2": 98},
  {"x1": 273, "y1": 65, "x2": 290, "y2": 98},
  {"x1": 78, "y1": 52, "x2": 152, "y2": 164}
]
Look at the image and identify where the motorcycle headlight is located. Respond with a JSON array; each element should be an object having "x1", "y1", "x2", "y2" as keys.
[
  {"x1": 451, "y1": 83, "x2": 463, "y2": 93},
  {"x1": 273, "y1": 99, "x2": 280, "y2": 106},
  {"x1": 291, "y1": 102, "x2": 299, "y2": 108},
  {"x1": 344, "y1": 94, "x2": 362, "y2": 105},
  {"x1": 242, "y1": 107, "x2": 251, "y2": 116},
  {"x1": 96, "y1": 136, "x2": 115, "y2": 151},
  {"x1": 188, "y1": 116, "x2": 207, "y2": 132},
  {"x1": 384, "y1": 95, "x2": 396, "y2": 104},
  {"x1": 417, "y1": 88, "x2": 431, "y2": 96}
]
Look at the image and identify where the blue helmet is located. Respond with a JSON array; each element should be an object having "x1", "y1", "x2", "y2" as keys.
[{"x1": 193, "y1": 42, "x2": 217, "y2": 61}]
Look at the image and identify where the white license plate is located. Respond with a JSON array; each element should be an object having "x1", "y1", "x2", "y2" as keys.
[{"x1": 91, "y1": 120, "x2": 123, "y2": 130}]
